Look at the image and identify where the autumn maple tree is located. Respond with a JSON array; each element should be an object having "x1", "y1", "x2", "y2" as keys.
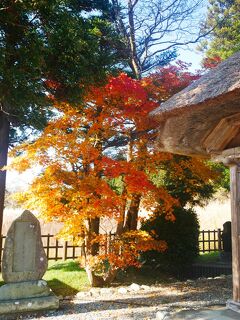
[{"x1": 10, "y1": 64, "x2": 217, "y2": 286}]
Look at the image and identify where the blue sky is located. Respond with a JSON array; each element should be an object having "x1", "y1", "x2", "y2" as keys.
[{"x1": 178, "y1": 44, "x2": 204, "y2": 72}]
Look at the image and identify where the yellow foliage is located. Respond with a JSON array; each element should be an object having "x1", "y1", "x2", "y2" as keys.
[{"x1": 9, "y1": 73, "x2": 218, "y2": 275}]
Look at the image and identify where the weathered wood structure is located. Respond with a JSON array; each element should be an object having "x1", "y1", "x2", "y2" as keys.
[{"x1": 150, "y1": 51, "x2": 240, "y2": 312}]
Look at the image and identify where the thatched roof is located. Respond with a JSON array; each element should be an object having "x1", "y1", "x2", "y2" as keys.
[{"x1": 150, "y1": 52, "x2": 240, "y2": 157}]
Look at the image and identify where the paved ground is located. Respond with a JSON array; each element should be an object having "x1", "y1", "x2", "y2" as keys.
[
  {"x1": 0, "y1": 275, "x2": 236, "y2": 320},
  {"x1": 167, "y1": 306, "x2": 240, "y2": 320}
]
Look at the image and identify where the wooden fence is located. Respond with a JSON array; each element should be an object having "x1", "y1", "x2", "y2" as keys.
[
  {"x1": 0, "y1": 233, "x2": 116, "y2": 264},
  {"x1": 199, "y1": 229, "x2": 223, "y2": 253},
  {"x1": 0, "y1": 229, "x2": 223, "y2": 263},
  {"x1": 0, "y1": 234, "x2": 83, "y2": 264}
]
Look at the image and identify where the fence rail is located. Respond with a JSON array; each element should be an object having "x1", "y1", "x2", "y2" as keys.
[
  {"x1": 199, "y1": 229, "x2": 223, "y2": 253},
  {"x1": 0, "y1": 229, "x2": 223, "y2": 264}
]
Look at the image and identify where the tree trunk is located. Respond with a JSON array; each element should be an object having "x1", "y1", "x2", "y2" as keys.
[
  {"x1": 124, "y1": 194, "x2": 141, "y2": 231},
  {"x1": 89, "y1": 217, "x2": 100, "y2": 256},
  {"x1": 128, "y1": 0, "x2": 142, "y2": 79},
  {"x1": 85, "y1": 265, "x2": 118, "y2": 287},
  {"x1": 116, "y1": 181, "x2": 127, "y2": 235},
  {"x1": 0, "y1": 112, "x2": 10, "y2": 262},
  {"x1": 116, "y1": 208, "x2": 125, "y2": 235},
  {"x1": 124, "y1": 138, "x2": 146, "y2": 232}
]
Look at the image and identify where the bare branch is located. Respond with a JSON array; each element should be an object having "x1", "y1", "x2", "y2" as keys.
[
  {"x1": 111, "y1": 0, "x2": 211, "y2": 76},
  {"x1": 103, "y1": 128, "x2": 155, "y2": 150}
]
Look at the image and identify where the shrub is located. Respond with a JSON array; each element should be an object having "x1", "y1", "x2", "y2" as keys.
[{"x1": 141, "y1": 206, "x2": 199, "y2": 273}]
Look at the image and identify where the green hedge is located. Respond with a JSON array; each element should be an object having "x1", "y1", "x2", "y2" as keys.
[{"x1": 141, "y1": 206, "x2": 199, "y2": 273}]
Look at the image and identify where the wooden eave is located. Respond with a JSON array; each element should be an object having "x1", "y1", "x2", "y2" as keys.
[
  {"x1": 202, "y1": 113, "x2": 240, "y2": 154},
  {"x1": 150, "y1": 51, "x2": 240, "y2": 158},
  {"x1": 150, "y1": 51, "x2": 240, "y2": 123}
]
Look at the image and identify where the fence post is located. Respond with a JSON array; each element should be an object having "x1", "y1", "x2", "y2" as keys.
[
  {"x1": 218, "y1": 228, "x2": 222, "y2": 251},
  {"x1": 0, "y1": 234, "x2": 3, "y2": 267},
  {"x1": 202, "y1": 231, "x2": 205, "y2": 253},
  {"x1": 63, "y1": 241, "x2": 67, "y2": 261},
  {"x1": 213, "y1": 230, "x2": 216, "y2": 251},
  {"x1": 55, "y1": 239, "x2": 59, "y2": 261},
  {"x1": 208, "y1": 230, "x2": 211, "y2": 252},
  {"x1": 46, "y1": 234, "x2": 50, "y2": 260}
]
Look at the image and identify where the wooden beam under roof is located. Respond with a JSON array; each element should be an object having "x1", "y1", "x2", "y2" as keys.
[{"x1": 203, "y1": 113, "x2": 240, "y2": 153}]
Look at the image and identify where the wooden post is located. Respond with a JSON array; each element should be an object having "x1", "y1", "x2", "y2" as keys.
[
  {"x1": 46, "y1": 234, "x2": 50, "y2": 260},
  {"x1": 63, "y1": 241, "x2": 67, "y2": 261},
  {"x1": 229, "y1": 163, "x2": 240, "y2": 302},
  {"x1": 217, "y1": 228, "x2": 222, "y2": 251},
  {"x1": 202, "y1": 231, "x2": 205, "y2": 253},
  {"x1": 208, "y1": 230, "x2": 211, "y2": 252},
  {"x1": 214, "y1": 148, "x2": 240, "y2": 311},
  {"x1": 226, "y1": 159, "x2": 240, "y2": 311},
  {"x1": 55, "y1": 239, "x2": 59, "y2": 261},
  {"x1": 0, "y1": 235, "x2": 3, "y2": 265}
]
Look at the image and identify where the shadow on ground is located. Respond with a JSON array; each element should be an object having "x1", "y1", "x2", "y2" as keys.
[{"x1": 48, "y1": 278, "x2": 79, "y2": 296}]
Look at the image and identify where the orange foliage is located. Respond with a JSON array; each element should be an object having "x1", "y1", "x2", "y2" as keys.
[
  {"x1": 9, "y1": 66, "x2": 215, "y2": 275},
  {"x1": 80, "y1": 231, "x2": 167, "y2": 271}
]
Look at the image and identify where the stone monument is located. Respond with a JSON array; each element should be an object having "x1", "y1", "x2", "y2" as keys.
[
  {"x1": 221, "y1": 221, "x2": 232, "y2": 262},
  {"x1": 0, "y1": 210, "x2": 59, "y2": 315}
]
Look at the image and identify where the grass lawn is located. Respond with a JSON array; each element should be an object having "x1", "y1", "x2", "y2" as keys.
[
  {"x1": 1, "y1": 255, "x2": 225, "y2": 298},
  {"x1": 194, "y1": 251, "x2": 221, "y2": 264},
  {"x1": 43, "y1": 260, "x2": 90, "y2": 296},
  {"x1": 0, "y1": 260, "x2": 90, "y2": 297},
  {"x1": 0, "y1": 253, "x2": 224, "y2": 297},
  {"x1": 0, "y1": 259, "x2": 174, "y2": 297}
]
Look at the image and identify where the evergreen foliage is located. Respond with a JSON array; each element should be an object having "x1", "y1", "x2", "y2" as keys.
[
  {"x1": 152, "y1": 155, "x2": 219, "y2": 208},
  {"x1": 141, "y1": 154, "x2": 220, "y2": 272},
  {"x1": 142, "y1": 207, "x2": 199, "y2": 273},
  {"x1": 0, "y1": 0, "x2": 119, "y2": 132},
  {"x1": 200, "y1": 0, "x2": 240, "y2": 59},
  {"x1": 0, "y1": 0, "x2": 121, "y2": 243}
]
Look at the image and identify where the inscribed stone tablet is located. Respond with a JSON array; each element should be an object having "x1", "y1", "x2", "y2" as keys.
[
  {"x1": 13, "y1": 222, "x2": 37, "y2": 272},
  {"x1": 2, "y1": 210, "x2": 48, "y2": 283}
]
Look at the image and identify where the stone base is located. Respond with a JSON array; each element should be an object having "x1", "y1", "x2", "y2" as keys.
[
  {"x1": 226, "y1": 299, "x2": 240, "y2": 313},
  {"x1": 0, "y1": 294, "x2": 59, "y2": 315},
  {"x1": 0, "y1": 280, "x2": 51, "y2": 300}
]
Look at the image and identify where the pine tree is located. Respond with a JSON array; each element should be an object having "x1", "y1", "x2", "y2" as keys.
[{"x1": 200, "y1": 0, "x2": 240, "y2": 59}]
